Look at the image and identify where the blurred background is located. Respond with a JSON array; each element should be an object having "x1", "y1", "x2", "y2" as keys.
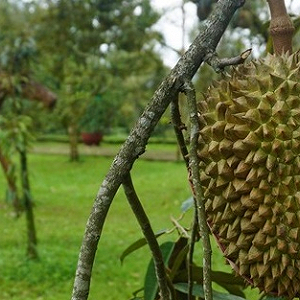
[{"x1": 1, "y1": 1, "x2": 300, "y2": 300}]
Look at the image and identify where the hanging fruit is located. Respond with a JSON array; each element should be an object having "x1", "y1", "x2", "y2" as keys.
[{"x1": 197, "y1": 0, "x2": 299, "y2": 298}]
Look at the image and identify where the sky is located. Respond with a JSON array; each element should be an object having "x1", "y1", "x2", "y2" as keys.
[
  {"x1": 151, "y1": 0, "x2": 300, "y2": 67},
  {"x1": 151, "y1": 0, "x2": 197, "y2": 67}
]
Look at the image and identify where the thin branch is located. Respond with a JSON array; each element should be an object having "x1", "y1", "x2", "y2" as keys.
[
  {"x1": 188, "y1": 202, "x2": 199, "y2": 300},
  {"x1": 71, "y1": 1, "x2": 245, "y2": 299},
  {"x1": 182, "y1": 80, "x2": 212, "y2": 300},
  {"x1": 205, "y1": 48, "x2": 252, "y2": 72},
  {"x1": 171, "y1": 97, "x2": 189, "y2": 167},
  {"x1": 170, "y1": 92, "x2": 199, "y2": 300},
  {"x1": 170, "y1": 216, "x2": 190, "y2": 239},
  {"x1": 160, "y1": 40, "x2": 183, "y2": 56},
  {"x1": 122, "y1": 173, "x2": 172, "y2": 300}
]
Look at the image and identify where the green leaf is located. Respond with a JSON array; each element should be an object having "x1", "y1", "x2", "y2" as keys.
[
  {"x1": 174, "y1": 283, "x2": 247, "y2": 300},
  {"x1": 169, "y1": 245, "x2": 189, "y2": 280},
  {"x1": 175, "y1": 266, "x2": 245, "y2": 297},
  {"x1": 168, "y1": 237, "x2": 189, "y2": 280},
  {"x1": 175, "y1": 266, "x2": 245, "y2": 285},
  {"x1": 120, "y1": 229, "x2": 168, "y2": 264},
  {"x1": 144, "y1": 241, "x2": 174, "y2": 300}
]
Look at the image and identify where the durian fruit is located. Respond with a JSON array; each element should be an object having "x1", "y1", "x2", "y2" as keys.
[{"x1": 197, "y1": 51, "x2": 300, "y2": 299}]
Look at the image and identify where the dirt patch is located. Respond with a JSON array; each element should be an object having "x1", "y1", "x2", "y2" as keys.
[{"x1": 31, "y1": 143, "x2": 182, "y2": 161}]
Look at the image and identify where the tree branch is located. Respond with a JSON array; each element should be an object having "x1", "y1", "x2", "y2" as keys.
[
  {"x1": 122, "y1": 173, "x2": 172, "y2": 300},
  {"x1": 182, "y1": 80, "x2": 212, "y2": 300},
  {"x1": 170, "y1": 94, "x2": 199, "y2": 300},
  {"x1": 188, "y1": 204, "x2": 199, "y2": 300},
  {"x1": 71, "y1": 1, "x2": 245, "y2": 299},
  {"x1": 205, "y1": 48, "x2": 252, "y2": 72},
  {"x1": 171, "y1": 97, "x2": 189, "y2": 167}
]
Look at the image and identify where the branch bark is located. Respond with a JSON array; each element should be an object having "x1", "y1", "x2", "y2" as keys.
[
  {"x1": 122, "y1": 173, "x2": 172, "y2": 300},
  {"x1": 71, "y1": 1, "x2": 245, "y2": 299},
  {"x1": 171, "y1": 97, "x2": 189, "y2": 167},
  {"x1": 205, "y1": 48, "x2": 252, "y2": 72},
  {"x1": 182, "y1": 80, "x2": 212, "y2": 300},
  {"x1": 19, "y1": 149, "x2": 38, "y2": 260}
]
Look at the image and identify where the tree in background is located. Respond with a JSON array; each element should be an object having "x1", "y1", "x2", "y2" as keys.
[
  {"x1": 0, "y1": 1, "x2": 56, "y2": 259},
  {"x1": 23, "y1": 0, "x2": 167, "y2": 157},
  {"x1": 0, "y1": 31, "x2": 40, "y2": 258}
]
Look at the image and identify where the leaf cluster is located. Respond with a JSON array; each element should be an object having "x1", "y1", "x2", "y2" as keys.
[
  {"x1": 121, "y1": 219, "x2": 246, "y2": 300},
  {"x1": 121, "y1": 203, "x2": 288, "y2": 300},
  {"x1": 0, "y1": 105, "x2": 35, "y2": 154}
]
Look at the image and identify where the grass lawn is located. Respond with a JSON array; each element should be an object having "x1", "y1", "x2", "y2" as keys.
[{"x1": 0, "y1": 144, "x2": 260, "y2": 300}]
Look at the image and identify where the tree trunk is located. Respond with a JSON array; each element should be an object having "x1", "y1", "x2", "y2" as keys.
[
  {"x1": 19, "y1": 149, "x2": 38, "y2": 260},
  {"x1": 68, "y1": 124, "x2": 80, "y2": 161},
  {"x1": 0, "y1": 147, "x2": 22, "y2": 216},
  {"x1": 71, "y1": 0, "x2": 246, "y2": 299}
]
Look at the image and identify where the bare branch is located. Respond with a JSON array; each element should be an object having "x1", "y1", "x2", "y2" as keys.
[
  {"x1": 170, "y1": 216, "x2": 190, "y2": 239},
  {"x1": 170, "y1": 93, "x2": 200, "y2": 300},
  {"x1": 182, "y1": 80, "x2": 212, "y2": 300},
  {"x1": 71, "y1": 1, "x2": 245, "y2": 299},
  {"x1": 205, "y1": 48, "x2": 252, "y2": 72},
  {"x1": 171, "y1": 97, "x2": 189, "y2": 167},
  {"x1": 122, "y1": 173, "x2": 172, "y2": 300},
  {"x1": 160, "y1": 40, "x2": 183, "y2": 56},
  {"x1": 188, "y1": 204, "x2": 199, "y2": 300}
]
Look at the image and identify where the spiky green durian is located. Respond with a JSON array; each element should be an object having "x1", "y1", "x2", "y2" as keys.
[{"x1": 198, "y1": 52, "x2": 300, "y2": 299}]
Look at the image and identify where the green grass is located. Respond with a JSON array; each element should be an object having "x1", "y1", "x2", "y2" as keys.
[
  {"x1": 0, "y1": 148, "x2": 190, "y2": 300},
  {"x1": 0, "y1": 145, "x2": 260, "y2": 300}
]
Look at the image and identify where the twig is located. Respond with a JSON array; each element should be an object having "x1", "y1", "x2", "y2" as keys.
[
  {"x1": 205, "y1": 48, "x2": 252, "y2": 72},
  {"x1": 170, "y1": 216, "x2": 190, "y2": 239},
  {"x1": 188, "y1": 202, "x2": 199, "y2": 300},
  {"x1": 171, "y1": 94, "x2": 198, "y2": 300},
  {"x1": 171, "y1": 97, "x2": 189, "y2": 167},
  {"x1": 160, "y1": 40, "x2": 183, "y2": 56},
  {"x1": 122, "y1": 173, "x2": 172, "y2": 300},
  {"x1": 182, "y1": 80, "x2": 212, "y2": 300},
  {"x1": 71, "y1": 1, "x2": 245, "y2": 299}
]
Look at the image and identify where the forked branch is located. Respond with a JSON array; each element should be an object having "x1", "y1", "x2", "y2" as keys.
[{"x1": 71, "y1": 1, "x2": 246, "y2": 299}]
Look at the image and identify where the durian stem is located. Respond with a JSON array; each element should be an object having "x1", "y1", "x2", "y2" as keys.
[
  {"x1": 183, "y1": 80, "x2": 213, "y2": 300},
  {"x1": 267, "y1": 0, "x2": 294, "y2": 54}
]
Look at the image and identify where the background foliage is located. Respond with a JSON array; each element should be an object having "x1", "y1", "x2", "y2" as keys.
[{"x1": 1, "y1": 0, "x2": 300, "y2": 299}]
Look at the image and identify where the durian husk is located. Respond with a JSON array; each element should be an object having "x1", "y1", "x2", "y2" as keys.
[{"x1": 198, "y1": 52, "x2": 300, "y2": 299}]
